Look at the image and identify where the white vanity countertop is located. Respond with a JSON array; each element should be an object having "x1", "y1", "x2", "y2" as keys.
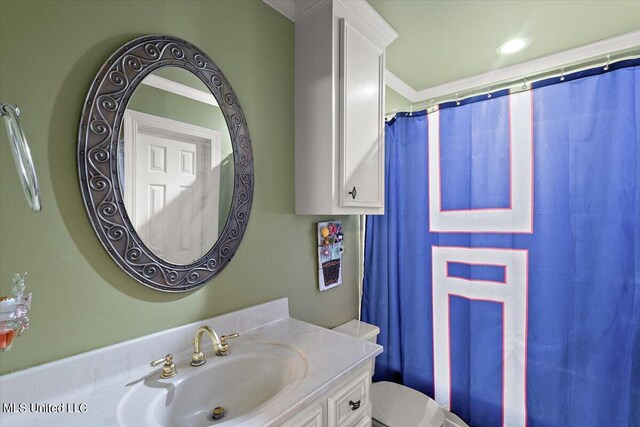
[{"x1": 0, "y1": 298, "x2": 381, "y2": 426}]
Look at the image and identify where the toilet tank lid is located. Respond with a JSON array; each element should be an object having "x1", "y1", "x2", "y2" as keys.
[
  {"x1": 332, "y1": 320, "x2": 380, "y2": 341},
  {"x1": 371, "y1": 382, "x2": 445, "y2": 427}
]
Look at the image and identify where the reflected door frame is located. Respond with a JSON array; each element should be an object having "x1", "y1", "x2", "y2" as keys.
[{"x1": 122, "y1": 110, "x2": 221, "y2": 263}]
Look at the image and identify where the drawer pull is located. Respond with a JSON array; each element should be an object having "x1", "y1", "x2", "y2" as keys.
[{"x1": 349, "y1": 400, "x2": 361, "y2": 411}]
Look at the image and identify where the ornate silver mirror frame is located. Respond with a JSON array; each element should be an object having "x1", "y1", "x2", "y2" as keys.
[{"x1": 77, "y1": 35, "x2": 254, "y2": 292}]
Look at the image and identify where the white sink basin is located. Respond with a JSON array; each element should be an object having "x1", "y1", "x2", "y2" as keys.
[
  {"x1": 0, "y1": 300, "x2": 382, "y2": 427},
  {"x1": 117, "y1": 343, "x2": 307, "y2": 427}
]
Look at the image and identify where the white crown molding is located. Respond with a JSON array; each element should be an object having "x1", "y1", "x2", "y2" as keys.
[
  {"x1": 263, "y1": 0, "x2": 398, "y2": 48},
  {"x1": 385, "y1": 70, "x2": 419, "y2": 103},
  {"x1": 262, "y1": 0, "x2": 321, "y2": 22},
  {"x1": 262, "y1": 0, "x2": 295, "y2": 22},
  {"x1": 294, "y1": 0, "x2": 328, "y2": 21},
  {"x1": 387, "y1": 30, "x2": 640, "y2": 104},
  {"x1": 141, "y1": 74, "x2": 219, "y2": 107},
  {"x1": 335, "y1": 0, "x2": 398, "y2": 48}
]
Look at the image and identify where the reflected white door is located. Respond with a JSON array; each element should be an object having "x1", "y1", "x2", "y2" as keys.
[{"x1": 123, "y1": 110, "x2": 221, "y2": 264}]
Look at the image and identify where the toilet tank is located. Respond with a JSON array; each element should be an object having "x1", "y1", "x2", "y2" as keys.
[{"x1": 332, "y1": 320, "x2": 380, "y2": 344}]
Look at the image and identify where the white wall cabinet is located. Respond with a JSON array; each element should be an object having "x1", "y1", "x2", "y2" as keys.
[
  {"x1": 281, "y1": 363, "x2": 373, "y2": 427},
  {"x1": 294, "y1": 0, "x2": 397, "y2": 215}
]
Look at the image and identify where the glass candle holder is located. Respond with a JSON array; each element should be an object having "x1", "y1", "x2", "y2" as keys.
[
  {"x1": 0, "y1": 273, "x2": 32, "y2": 351},
  {"x1": 0, "y1": 318, "x2": 20, "y2": 352}
]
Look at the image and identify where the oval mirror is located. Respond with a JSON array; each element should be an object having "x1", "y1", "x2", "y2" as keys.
[
  {"x1": 119, "y1": 67, "x2": 234, "y2": 265},
  {"x1": 78, "y1": 35, "x2": 254, "y2": 292}
]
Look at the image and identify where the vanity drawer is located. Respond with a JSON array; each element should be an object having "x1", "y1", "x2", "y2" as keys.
[
  {"x1": 327, "y1": 369, "x2": 370, "y2": 427},
  {"x1": 281, "y1": 402, "x2": 323, "y2": 427}
]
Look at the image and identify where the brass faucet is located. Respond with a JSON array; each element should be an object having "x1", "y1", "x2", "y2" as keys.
[{"x1": 190, "y1": 326, "x2": 239, "y2": 366}]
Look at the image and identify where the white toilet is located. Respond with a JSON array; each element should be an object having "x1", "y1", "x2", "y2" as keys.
[{"x1": 333, "y1": 320, "x2": 469, "y2": 427}]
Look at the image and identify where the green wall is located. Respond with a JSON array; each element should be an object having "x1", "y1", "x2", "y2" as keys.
[
  {"x1": 385, "y1": 85, "x2": 436, "y2": 118},
  {"x1": 0, "y1": 0, "x2": 359, "y2": 375},
  {"x1": 385, "y1": 85, "x2": 412, "y2": 116}
]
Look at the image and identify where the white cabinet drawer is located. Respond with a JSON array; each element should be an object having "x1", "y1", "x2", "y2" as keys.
[
  {"x1": 281, "y1": 402, "x2": 324, "y2": 427},
  {"x1": 327, "y1": 369, "x2": 370, "y2": 427}
]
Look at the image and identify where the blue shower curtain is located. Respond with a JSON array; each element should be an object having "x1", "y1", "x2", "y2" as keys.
[{"x1": 363, "y1": 62, "x2": 639, "y2": 427}]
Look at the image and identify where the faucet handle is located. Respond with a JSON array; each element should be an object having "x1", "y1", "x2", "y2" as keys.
[
  {"x1": 220, "y1": 332, "x2": 239, "y2": 344},
  {"x1": 150, "y1": 354, "x2": 177, "y2": 379},
  {"x1": 216, "y1": 332, "x2": 239, "y2": 356}
]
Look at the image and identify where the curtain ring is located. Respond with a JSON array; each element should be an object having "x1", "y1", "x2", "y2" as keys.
[
  {"x1": 428, "y1": 99, "x2": 436, "y2": 114},
  {"x1": 487, "y1": 84, "x2": 492, "y2": 98},
  {"x1": 455, "y1": 93, "x2": 460, "y2": 106},
  {"x1": 560, "y1": 67, "x2": 565, "y2": 81},
  {"x1": 522, "y1": 76, "x2": 528, "y2": 90},
  {"x1": 603, "y1": 54, "x2": 610, "y2": 71}
]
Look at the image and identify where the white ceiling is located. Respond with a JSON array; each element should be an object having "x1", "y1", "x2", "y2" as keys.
[
  {"x1": 368, "y1": 0, "x2": 640, "y2": 91},
  {"x1": 263, "y1": 0, "x2": 640, "y2": 100}
]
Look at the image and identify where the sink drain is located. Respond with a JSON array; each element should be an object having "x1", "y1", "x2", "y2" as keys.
[{"x1": 212, "y1": 407, "x2": 225, "y2": 421}]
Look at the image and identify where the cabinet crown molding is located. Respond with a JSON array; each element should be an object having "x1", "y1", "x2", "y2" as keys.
[
  {"x1": 264, "y1": 0, "x2": 398, "y2": 48},
  {"x1": 332, "y1": 0, "x2": 398, "y2": 48}
]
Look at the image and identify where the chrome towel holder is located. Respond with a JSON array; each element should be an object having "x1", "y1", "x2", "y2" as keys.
[{"x1": 1, "y1": 103, "x2": 41, "y2": 212}]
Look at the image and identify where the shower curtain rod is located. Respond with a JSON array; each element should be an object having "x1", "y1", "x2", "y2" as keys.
[{"x1": 387, "y1": 46, "x2": 640, "y2": 117}]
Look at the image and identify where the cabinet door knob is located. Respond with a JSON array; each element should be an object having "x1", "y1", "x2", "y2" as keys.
[
  {"x1": 349, "y1": 400, "x2": 361, "y2": 411},
  {"x1": 348, "y1": 186, "x2": 357, "y2": 199}
]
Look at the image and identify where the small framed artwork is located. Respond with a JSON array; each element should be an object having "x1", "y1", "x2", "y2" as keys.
[{"x1": 318, "y1": 221, "x2": 344, "y2": 291}]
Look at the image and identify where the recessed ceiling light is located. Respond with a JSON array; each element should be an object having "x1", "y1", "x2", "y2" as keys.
[{"x1": 497, "y1": 38, "x2": 531, "y2": 55}]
